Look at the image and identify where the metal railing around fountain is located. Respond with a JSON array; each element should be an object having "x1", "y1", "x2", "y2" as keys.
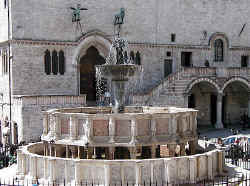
[{"x1": 2, "y1": 175, "x2": 250, "y2": 186}]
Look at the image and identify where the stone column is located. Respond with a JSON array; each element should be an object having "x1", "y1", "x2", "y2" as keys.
[
  {"x1": 109, "y1": 147, "x2": 115, "y2": 160},
  {"x1": 43, "y1": 142, "x2": 46, "y2": 156},
  {"x1": 215, "y1": 93, "x2": 224, "y2": 128},
  {"x1": 49, "y1": 159, "x2": 56, "y2": 183},
  {"x1": 192, "y1": 112, "x2": 198, "y2": 135},
  {"x1": 85, "y1": 118, "x2": 93, "y2": 142},
  {"x1": 93, "y1": 147, "x2": 97, "y2": 159},
  {"x1": 129, "y1": 147, "x2": 137, "y2": 159},
  {"x1": 70, "y1": 146, "x2": 77, "y2": 159},
  {"x1": 30, "y1": 156, "x2": 37, "y2": 182},
  {"x1": 64, "y1": 161, "x2": 68, "y2": 184},
  {"x1": 17, "y1": 150, "x2": 23, "y2": 175},
  {"x1": 42, "y1": 113, "x2": 49, "y2": 136},
  {"x1": 104, "y1": 164, "x2": 111, "y2": 186},
  {"x1": 151, "y1": 118, "x2": 157, "y2": 142},
  {"x1": 70, "y1": 116, "x2": 77, "y2": 140},
  {"x1": 66, "y1": 145, "x2": 69, "y2": 158},
  {"x1": 207, "y1": 153, "x2": 213, "y2": 180},
  {"x1": 46, "y1": 143, "x2": 49, "y2": 156},
  {"x1": 54, "y1": 146, "x2": 57, "y2": 157},
  {"x1": 43, "y1": 159, "x2": 47, "y2": 180},
  {"x1": 189, "y1": 157, "x2": 197, "y2": 183},
  {"x1": 217, "y1": 150, "x2": 224, "y2": 175},
  {"x1": 151, "y1": 145, "x2": 156, "y2": 158},
  {"x1": 130, "y1": 118, "x2": 137, "y2": 144},
  {"x1": 75, "y1": 162, "x2": 81, "y2": 185},
  {"x1": 171, "y1": 115, "x2": 177, "y2": 136},
  {"x1": 54, "y1": 114, "x2": 61, "y2": 139},
  {"x1": 78, "y1": 146, "x2": 81, "y2": 159},
  {"x1": 49, "y1": 144, "x2": 52, "y2": 156},
  {"x1": 135, "y1": 163, "x2": 142, "y2": 186},
  {"x1": 109, "y1": 117, "x2": 115, "y2": 143}
]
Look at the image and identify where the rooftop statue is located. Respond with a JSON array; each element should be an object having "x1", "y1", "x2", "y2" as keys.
[
  {"x1": 114, "y1": 8, "x2": 125, "y2": 26},
  {"x1": 70, "y1": 4, "x2": 88, "y2": 23}
]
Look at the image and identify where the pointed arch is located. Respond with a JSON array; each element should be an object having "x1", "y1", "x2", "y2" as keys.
[
  {"x1": 44, "y1": 49, "x2": 51, "y2": 75},
  {"x1": 130, "y1": 51, "x2": 135, "y2": 62},
  {"x1": 59, "y1": 50, "x2": 65, "y2": 75},
  {"x1": 73, "y1": 33, "x2": 112, "y2": 66},
  {"x1": 52, "y1": 50, "x2": 58, "y2": 75},
  {"x1": 135, "y1": 51, "x2": 141, "y2": 65}
]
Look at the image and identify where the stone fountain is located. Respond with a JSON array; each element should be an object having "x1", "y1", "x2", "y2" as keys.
[
  {"x1": 96, "y1": 36, "x2": 141, "y2": 113},
  {"x1": 16, "y1": 11, "x2": 212, "y2": 185}
]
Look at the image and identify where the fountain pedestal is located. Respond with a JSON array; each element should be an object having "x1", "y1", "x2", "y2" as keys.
[{"x1": 96, "y1": 64, "x2": 141, "y2": 113}]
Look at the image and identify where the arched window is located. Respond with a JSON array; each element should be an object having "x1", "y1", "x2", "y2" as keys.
[
  {"x1": 214, "y1": 39, "x2": 224, "y2": 62},
  {"x1": 44, "y1": 50, "x2": 51, "y2": 75},
  {"x1": 59, "y1": 50, "x2": 65, "y2": 75},
  {"x1": 52, "y1": 50, "x2": 58, "y2": 75},
  {"x1": 130, "y1": 51, "x2": 135, "y2": 63},
  {"x1": 135, "y1": 51, "x2": 141, "y2": 65}
]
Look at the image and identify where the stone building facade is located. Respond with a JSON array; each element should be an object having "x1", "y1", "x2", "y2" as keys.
[{"x1": 1, "y1": 0, "x2": 250, "y2": 142}]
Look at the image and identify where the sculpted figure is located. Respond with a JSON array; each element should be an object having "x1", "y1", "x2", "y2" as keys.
[
  {"x1": 114, "y1": 8, "x2": 125, "y2": 25},
  {"x1": 70, "y1": 4, "x2": 88, "y2": 22}
]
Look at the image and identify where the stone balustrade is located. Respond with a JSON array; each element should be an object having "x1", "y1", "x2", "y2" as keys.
[
  {"x1": 41, "y1": 106, "x2": 198, "y2": 146},
  {"x1": 13, "y1": 95, "x2": 86, "y2": 106},
  {"x1": 132, "y1": 67, "x2": 250, "y2": 104},
  {"x1": 17, "y1": 143, "x2": 225, "y2": 185}
]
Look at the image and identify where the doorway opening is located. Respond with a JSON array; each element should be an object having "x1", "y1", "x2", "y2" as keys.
[
  {"x1": 210, "y1": 94, "x2": 217, "y2": 126},
  {"x1": 164, "y1": 59, "x2": 172, "y2": 77},
  {"x1": 80, "y1": 47, "x2": 106, "y2": 103},
  {"x1": 181, "y1": 52, "x2": 192, "y2": 67}
]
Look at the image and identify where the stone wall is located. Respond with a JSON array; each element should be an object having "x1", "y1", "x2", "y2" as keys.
[
  {"x1": 12, "y1": 95, "x2": 86, "y2": 143},
  {"x1": 11, "y1": 43, "x2": 77, "y2": 95},
  {"x1": 5, "y1": 0, "x2": 250, "y2": 95},
  {"x1": 17, "y1": 143, "x2": 225, "y2": 185},
  {"x1": 9, "y1": 0, "x2": 250, "y2": 46},
  {"x1": 0, "y1": 0, "x2": 8, "y2": 42}
]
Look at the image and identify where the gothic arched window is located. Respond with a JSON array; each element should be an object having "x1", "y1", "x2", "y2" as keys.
[
  {"x1": 59, "y1": 50, "x2": 65, "y2": 75},
  {"x1": 135, "y1": 51, "x2": 141, "y2": 65},
  {"x1": 130, "y1": 51, "x2": 135, "y2": 63},
  {"x1": 52, "y1": 50, "x2": 58, "y2": 75},
  {"x1": 44, "y1": 50, "x2": 51, "y2": 75},
  {"x1": 214, "y1": 39, "x2": 224, "y2": 62}
]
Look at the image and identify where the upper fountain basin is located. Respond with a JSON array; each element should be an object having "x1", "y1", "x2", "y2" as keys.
[{"x1": 96, "y1": 64, "x2": 141, "y2": 81}]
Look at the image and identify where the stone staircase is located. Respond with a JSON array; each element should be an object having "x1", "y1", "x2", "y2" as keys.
[{"x1": 132, "y1": 67, "x2": 220, "y2": 107}]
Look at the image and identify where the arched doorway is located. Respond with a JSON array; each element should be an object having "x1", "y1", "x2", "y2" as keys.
[
  {"x1": 187, "y1": 81, "x2": 219, "y2": 127},
  {"x1": 223, "y1": 81, "x2": 249, "y2": 126},
  {"x1": 80, "y1": 47, "x2": 106, "y2": 102}
]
